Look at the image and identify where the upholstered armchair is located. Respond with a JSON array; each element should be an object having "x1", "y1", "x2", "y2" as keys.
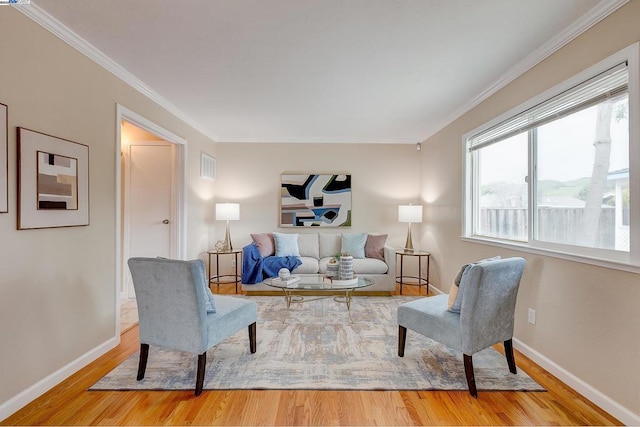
[
  {"x1": 127, "y1": 257, "x2": 257, "y2": 396},
  {"x1": 397, "y1": 257, "x2": 526, "y2": 397}
]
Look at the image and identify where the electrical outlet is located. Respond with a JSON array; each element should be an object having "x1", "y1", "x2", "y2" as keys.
[
  {"x1": 231, "y1": 260, "x2": 236, "y2": 267},
  {"x1": 528, "y1": 308, "x2": 536, "y2": 325}
]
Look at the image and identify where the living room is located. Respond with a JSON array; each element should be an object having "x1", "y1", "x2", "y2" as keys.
[{"x1": 1, "y1": 1, "x2": 639, "y2": 426}]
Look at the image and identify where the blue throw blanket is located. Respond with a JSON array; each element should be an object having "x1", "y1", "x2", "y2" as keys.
[{"x1": 241, "y1": 243, "x2": 302, "y2": 284}]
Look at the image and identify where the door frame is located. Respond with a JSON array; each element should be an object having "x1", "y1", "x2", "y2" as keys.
[{"x1": 115, "y1": 104, "x2": 187, "y2": 334}]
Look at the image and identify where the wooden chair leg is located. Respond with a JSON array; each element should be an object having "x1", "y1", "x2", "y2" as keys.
[
  {"x1": 136, "y1": 343, "x2": 149, "y2": 381},
  {"x1": 504, "y1": 339, "x2": 517, "y2": 374},
  {"x1": 249, "y1": 322, "x2": 257, "y2": 354},
  {"x1": 398, "y1": 325, "x2": 407, "y2": 357},
  {"x1": 195, "y1": 353, "x2": 206, "y2": 396},
  {"x1": 463, "y1": 354, "x2": 478, "y2": 398}
]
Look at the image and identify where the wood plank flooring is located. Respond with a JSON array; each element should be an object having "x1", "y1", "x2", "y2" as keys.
[{"x1": 1, "y1": 283, "x2": 622, "y2": 426}]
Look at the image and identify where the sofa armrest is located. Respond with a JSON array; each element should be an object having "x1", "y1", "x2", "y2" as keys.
[{"x1": 383, "y1": 245, "x2": 396, "y2": 275}]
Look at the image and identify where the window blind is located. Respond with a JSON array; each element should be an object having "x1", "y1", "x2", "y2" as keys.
[{"x1": 468, "y1": 62, "x2": 628, "y2": 152}]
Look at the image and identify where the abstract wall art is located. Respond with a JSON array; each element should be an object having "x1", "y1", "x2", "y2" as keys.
[
  {"x1": 0, "y1": 103, "x2": 7, "y2": 213},
  {"x1": 280, "y1": 173, "x2": 351, "y2": 227},
  {"x1": 18, "y1": 128, "x2": 89, "y2": 229}
]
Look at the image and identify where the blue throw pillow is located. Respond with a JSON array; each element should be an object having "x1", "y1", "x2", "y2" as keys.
[
  {"x1": 341, "y1": 233, "x2": 367, "y2": 258},
  {"x1": 274, "y1": 232, "x2": 300, "y2": 257},
  {"x1": 204, "y1": 285, "x2": 216, "y2": 313},
  {"x1": 449, "y1": 256, "x2": 501, "y2": 313}
]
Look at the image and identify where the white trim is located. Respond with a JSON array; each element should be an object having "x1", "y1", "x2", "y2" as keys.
[
  {"x1": 513, "y1": 338, "x2": 640, "y2": 426},
  {"x1": 0, "y1": 337, "x2": 118, "y2": 422},
  {"x1": 423, "y1": 0, "x2": 629, "y2": 142},
  {"x1": 115, "y1": 105, "x2": 188, "y2": 336},
  {"x1": 217, "y1": 136, "x2": 421, "y2": 144},
  {"x1": 17, "y1": 3, "x2": 214, "y2": 142},
  {"x1": 462, "y1": 235, "x2": 640, "y2": 274}
]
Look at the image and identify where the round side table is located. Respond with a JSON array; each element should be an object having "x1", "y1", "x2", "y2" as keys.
[
  {"x1": 207, "y1": 249, "x2": 242, "y2": 293},
  {"x1": 396, "y1": 249, "x2": 431, "y2": 295}
]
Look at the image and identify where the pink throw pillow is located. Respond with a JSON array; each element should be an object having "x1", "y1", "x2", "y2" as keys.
[
  {"x1": 251, "y1": 233, "x2": 275, "y2": 257},
  {"x1": 365, "y1": 234, "x2": 387, "y2": 260}
]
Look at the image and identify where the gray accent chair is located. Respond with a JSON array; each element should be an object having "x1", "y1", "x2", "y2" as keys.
[
  {"x1": 397, "y1": 257, "x2": 526, "y2": 397},
  {"x1": 128, "y1": 257, "x2": 257, "y2": 396}
]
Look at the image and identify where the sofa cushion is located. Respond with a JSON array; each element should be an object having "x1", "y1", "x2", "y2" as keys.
[
  {"x1": 250, "y1": 233, "x2": 275, "y2": 257},
  {"x1": 319, "y1": 234, "x2": 341, "y2": 259},
  {"x1": 273, "y1": 232, "x2": 300, "y2": 257},
  {"x1": 292, "y1": 257, "x2": 320, "y2": 274},
  {"x1": 298, "y1": 233, "x2": 319, "y2": 259},
  {"x1": 352, "y1": 258, "x2": 388, "y2": 274},
  {"x1": 341, "y1": 233, "x2": 367, "y2": 258},
  {"x1": 365, "y1": 234, "x2": 387, "y2": 261}
]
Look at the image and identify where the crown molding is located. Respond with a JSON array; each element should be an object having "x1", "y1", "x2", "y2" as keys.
[
  {"x1": 216, "y1": 136, "x2": 421, "y2": 144},
  {"x1": 17, "y1": 3, "x2": 215, "y2": 141},
  {"x1": 422, "y1": 0, "x2": 629, "y2": 143}
]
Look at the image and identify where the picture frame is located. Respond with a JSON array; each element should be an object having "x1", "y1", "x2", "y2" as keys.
[
  {"x1": 280, "y1": 173, "x2": 351, "y2": 227},
  {"x1": 17, "y1": 127, "x2": 89, "y2": 229},
  {"x1": 0, "y1": 103, "x2": 7, "y2": 213}
]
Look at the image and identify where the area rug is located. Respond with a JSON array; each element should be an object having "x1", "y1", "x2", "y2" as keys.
[{"x1": 91, "y1": 296, "x2": 544, "y2": 391}]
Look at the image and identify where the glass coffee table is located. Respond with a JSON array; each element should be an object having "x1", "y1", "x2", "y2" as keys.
[{"x1": 263, "y1": 274, "x2": 374, "y2": 323}]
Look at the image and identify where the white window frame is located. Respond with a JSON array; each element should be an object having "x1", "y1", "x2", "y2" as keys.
[{"x1": 463, "y1": 43, "x2": 640, "y2": 273}]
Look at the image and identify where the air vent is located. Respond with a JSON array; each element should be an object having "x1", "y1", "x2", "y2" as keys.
[{"x1": 200, "y1": 152, "x2": 216, "y2": 180}]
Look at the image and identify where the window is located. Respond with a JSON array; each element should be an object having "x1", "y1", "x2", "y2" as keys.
[{"x1": 464, "y1": 45, "x2": 639, "y2": 268}]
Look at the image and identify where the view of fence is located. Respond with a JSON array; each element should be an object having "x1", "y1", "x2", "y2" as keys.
[{"x1": 479, "y1": 207, "x2": 617, "y2": 249}]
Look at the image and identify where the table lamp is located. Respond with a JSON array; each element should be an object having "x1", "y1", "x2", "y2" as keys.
[
  {"x1": 398, "y1": 204, "x2": 423, "y2": 252},
  {"x1": 216, "y1": 202, "x2": 239, "y2": 252}
]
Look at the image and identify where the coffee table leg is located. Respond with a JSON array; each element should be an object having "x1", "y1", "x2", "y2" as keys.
[
  {"x1": 282, "y1": 289, "x2": 291, "y2": 323},
  {"x1": 345, "y1": 290, "x2": 354, "y2": 323}
]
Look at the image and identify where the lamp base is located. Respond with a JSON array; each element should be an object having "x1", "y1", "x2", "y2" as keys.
[
  {"x1": 404, "y1": 223, "x2": 414, "y2": 252},
  {"x1": 221, "y1": 220, "x2": 233, "y2": 252}
]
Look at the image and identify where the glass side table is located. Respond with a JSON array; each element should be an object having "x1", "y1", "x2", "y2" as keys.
[
  {"x1": 207, "y1": 249, "x2": 242, "y2": 293},
  {"x1": 396, "y1": 249, "x2": 431, "y2": 295}
]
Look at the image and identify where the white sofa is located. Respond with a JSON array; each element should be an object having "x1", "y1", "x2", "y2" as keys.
[{"x1": 241, "y1": 233, "x2": 396, "y2": 294}]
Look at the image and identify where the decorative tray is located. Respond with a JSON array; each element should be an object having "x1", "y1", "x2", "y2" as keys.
[{"x1": 324, "y1": 276, "x2": 359, "y2": 286}]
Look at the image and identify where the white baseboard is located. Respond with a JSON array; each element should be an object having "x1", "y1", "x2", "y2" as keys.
[
  {"x1": 0, "y1": 335, "x2": 120, "y2": 422},
  {"x1": 513, "y1": 338, "x2": 640, "y2": 426}
]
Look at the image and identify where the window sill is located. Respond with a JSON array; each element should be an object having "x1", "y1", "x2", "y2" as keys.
[{"x1": 461, "y1": 235, "x2": 640, "y2": 274}]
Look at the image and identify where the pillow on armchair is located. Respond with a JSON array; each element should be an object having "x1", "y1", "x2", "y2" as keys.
[{"x1": 448, "y1": 256, "x2": 501, "y2": 313}]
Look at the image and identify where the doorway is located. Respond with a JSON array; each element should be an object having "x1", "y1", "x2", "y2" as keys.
[{"x1": 116, "y1": 105, "x2": 187, "y2": 334}]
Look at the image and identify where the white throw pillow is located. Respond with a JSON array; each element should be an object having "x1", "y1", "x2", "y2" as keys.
[{"x1": 273, "y1": 232, "x2": 300, "y2": 257}]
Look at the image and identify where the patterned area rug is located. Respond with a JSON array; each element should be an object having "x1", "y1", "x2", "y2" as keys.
[{"x1": 91, "y1": 296, "x2": 544, "y2": 391}]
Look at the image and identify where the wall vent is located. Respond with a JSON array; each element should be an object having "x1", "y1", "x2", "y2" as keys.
[{"x1": 200, "y1": 152, "x2": 216, "y2": 180}]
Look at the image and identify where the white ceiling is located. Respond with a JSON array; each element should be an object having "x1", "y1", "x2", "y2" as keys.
[{"x1": 26, "y1": 0, "x2": 621, "y2": 144}]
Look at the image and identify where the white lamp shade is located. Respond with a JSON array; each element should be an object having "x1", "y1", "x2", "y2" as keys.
[
  {"x1": 215, "y1": 202, "x2": 240, "y2": 221},
  {"x1": 398, "y1": 204, "x2": 423, "y2": 223}
]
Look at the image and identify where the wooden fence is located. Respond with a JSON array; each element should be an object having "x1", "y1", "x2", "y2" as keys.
[{"x1": 480, "y1": 207, "x2": 615, "y2": 248}]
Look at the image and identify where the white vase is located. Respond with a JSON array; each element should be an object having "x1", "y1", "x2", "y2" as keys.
[{"x1": 339, "y1": 255, "x2": 354, "y2": 280}]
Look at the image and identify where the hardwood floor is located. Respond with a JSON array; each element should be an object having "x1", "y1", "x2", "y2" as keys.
[{"x1": 1, "y1": 283, "x2": 621, "y2": 426}]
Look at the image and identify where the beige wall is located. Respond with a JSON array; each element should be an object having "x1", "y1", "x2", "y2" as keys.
[
  {"x1": 3, "y1": 1, "x2": 639, "y2": 423},
  {"x1": 215, "y1": 142, "x2": 421, "y2": 256},
  {"x1": 421, "y1": 2, "x2": 640, "y2": 420},
  {"x1": 0, "y1": 9, "x2": 216, "y2": 407}
]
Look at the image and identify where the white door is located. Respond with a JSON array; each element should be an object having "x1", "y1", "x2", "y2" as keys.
[{"x1": 125, "y1": 143, "x2": 175, "y2": 296}]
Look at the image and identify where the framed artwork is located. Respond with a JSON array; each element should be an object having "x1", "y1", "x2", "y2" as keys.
[
  {"x1": 17, "y1": 127, "x2": 89, "y2": 229},
  {"x1": 280, "y1": 173, "x2": 351, "y2": 227},
  {"x1": 0, "y1": 103, "x2": 7, "y2": 213}
]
